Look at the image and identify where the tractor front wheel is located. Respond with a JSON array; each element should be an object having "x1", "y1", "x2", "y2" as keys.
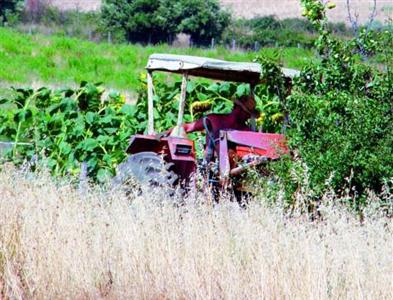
[{"x1": 112, "y1": 152, "x2": 178, "y2": 189}]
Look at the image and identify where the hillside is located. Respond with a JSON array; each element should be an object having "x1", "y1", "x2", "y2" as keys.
[
  {"x1": 222, "y1": 0, "x2": 392, "y2": 23},
  {"x1": 39, "y1": 0, "x2": 392, "y2": 24},
  {"x1": 0, "y1": 28, "x2": 313, "y2": 94}
]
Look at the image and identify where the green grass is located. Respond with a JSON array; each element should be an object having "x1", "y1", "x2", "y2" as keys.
[{"x1": 0, "y1": 27, "x2": 315, "y2": 93}]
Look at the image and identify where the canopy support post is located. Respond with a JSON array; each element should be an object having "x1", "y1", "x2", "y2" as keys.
[
  {"x1": 173, "y1": 73, "x2": 188, "y2": 137},
  {"x1": 147, "y1": 71, "x2": 155, "y2": 135},
  {"x1": 250, "y1": 83, "x2": 257, "y2": 132}
]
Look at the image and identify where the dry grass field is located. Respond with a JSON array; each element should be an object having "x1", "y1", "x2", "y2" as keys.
[{"x1": 0, "y1": 166, "x2": 392, "y2": 299}]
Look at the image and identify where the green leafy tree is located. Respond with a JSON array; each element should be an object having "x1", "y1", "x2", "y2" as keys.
[
  {"x1": 279, "y1": 0, "x2": 393, "y2": 203},
  {"x1": 154, "y1": 0, "x2": 184, "y2": 43},
  {"x1": 0, "y1": 0, "x2": 23, "y2": 25},
  {"x1": 177, "y1": 0, "x2": 230, "y2": 45},
  {"x1": 101, "y1": 0, "x2": 230, "y2": 44},
  {"x1": 248, "y1": 15, "x2": 281, "y2": 31},
  {"x1": 101, "y1": 0, "x2": 171, "y2": 43}
]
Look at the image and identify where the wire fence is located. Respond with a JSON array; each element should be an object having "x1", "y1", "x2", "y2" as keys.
[{"x1": 14, "y1": 22, "x2": 310, "y2": 53}]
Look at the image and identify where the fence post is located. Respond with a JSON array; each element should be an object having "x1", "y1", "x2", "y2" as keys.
[
  {"x1": 211, "y1": 38, "x2": 215, "y2": 49},
  {"x1": 232, "y1": 39, "x2": 236, "y2": 51},
  {"x1": 79, "y1": 161, "x2": 88, "y2": 193},
  {"x1": 107, "y1": 32, "x2": 112, "y2": 43}
]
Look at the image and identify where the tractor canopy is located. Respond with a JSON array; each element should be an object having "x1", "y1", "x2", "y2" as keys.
[
  {"x1": 144, "y1": 54, "x2": 300, "y2": 136},
  {"x1": 146, "y1": 53, "x2": 300, "y2": 84}
]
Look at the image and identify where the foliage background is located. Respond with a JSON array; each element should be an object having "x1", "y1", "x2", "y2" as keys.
[{"x1": 0, "y1": 0, "x2": 392, "y2": 206}]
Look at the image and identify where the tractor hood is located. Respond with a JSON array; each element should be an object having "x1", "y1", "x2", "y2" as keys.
[{"x1": 146, "y1": 54, "x2": 300, "y2": 84}]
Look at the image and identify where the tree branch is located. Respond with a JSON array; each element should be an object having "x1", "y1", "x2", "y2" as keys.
[
  {"x1": 346, "y1": 0, "x2": 378, "y2": 60},
  {"x1": 346, "y1": 0, "x2": 359, "y2": 37},
  {"x1": 364, "y1": 0, "x2": 377, "y2": 37}
]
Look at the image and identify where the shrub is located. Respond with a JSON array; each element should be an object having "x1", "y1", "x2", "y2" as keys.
[
  {"x1": 222, "y1": 16, "x2": 320, "y2": 49},
  {"x1": 0, "y1": 0, "x2": 24, "y2": 25},
  {"x1": 287, "y1": 89, "x2": 392, "y2": 195},
  {"x1": 101, "y1": 0, "x2": 230, "y2": 45},
  {"x1": 276, "y1": 0, "x2": 393, "y2": 203}
]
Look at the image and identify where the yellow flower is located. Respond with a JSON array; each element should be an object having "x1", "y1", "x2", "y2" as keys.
[
  {"x1": 271, "y1": 113, "x2": 284, "y2": 123},
  {"x1": 191, "y1": 100, "x2": 213, "y2": 114},
  {"x1": 327, "y1": 2, "x2": 336, "y2": 9},
  {"x1": 256, "y1": 113, "x2": 266, "y2": 127}
]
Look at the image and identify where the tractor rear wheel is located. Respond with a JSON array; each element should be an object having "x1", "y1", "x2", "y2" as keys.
[{"x1": 112, "y1": 152, "x2": 178, "y2": 189}]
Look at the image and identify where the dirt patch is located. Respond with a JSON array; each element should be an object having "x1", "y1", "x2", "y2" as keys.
[{"x1": 222, "y1": 0, "x2": 392, "y2": 24}]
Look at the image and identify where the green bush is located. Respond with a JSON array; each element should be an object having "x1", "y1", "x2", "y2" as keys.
[
  {"x1": 277, "y1": 0, "x2": 393, "y2": 203},
  {"x1": 281, "y1": 18, "x2": 316, "y2": 33},
  {"x1": 287, "y1": 89, "x2": 392, "y2": 195},
  {"x1": 101, "y1": 0, "x2": 230, "y2": 45},
  {"x1": 0, "y1": 0, "x2": 23, "y2": 26},
  {"x1": 222, "y1": 16, "x2": 319, "y2": 49},
  {"x1": 254, "y1": 29, "x2": 316, "y2": 48}
]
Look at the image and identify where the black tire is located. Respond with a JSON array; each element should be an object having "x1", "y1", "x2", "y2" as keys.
[
  {"x1": 233, "y1": 189, "x2": 251, "y2": 208},
  {"x1": 112, "y1": 152, "x2": 178, "y2": 189}
]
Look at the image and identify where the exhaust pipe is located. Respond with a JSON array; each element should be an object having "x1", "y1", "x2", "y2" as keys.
[{"x1": 230, "y1": 157, "x2": 268, "y2": 176}]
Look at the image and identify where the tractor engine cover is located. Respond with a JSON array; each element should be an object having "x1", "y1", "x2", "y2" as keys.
[
  {"x1": 126, "y1": 134, "x2": 196, "y2": 184},
  {"x1": 228, "y1": 131, "x2": 288, "y2": 160},
  {"x1": 219, "y1": 130, "x2": 289, "y2": 181}
]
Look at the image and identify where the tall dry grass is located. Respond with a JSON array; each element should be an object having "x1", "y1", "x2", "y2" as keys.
[{"x1": 0, "y1": 166, "x2": 392, "y2": 299}]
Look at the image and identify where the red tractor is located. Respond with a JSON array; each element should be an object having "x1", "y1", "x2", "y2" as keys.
[{"x1": 114, "y1": 54, "x2": 298, "y2": 198}]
